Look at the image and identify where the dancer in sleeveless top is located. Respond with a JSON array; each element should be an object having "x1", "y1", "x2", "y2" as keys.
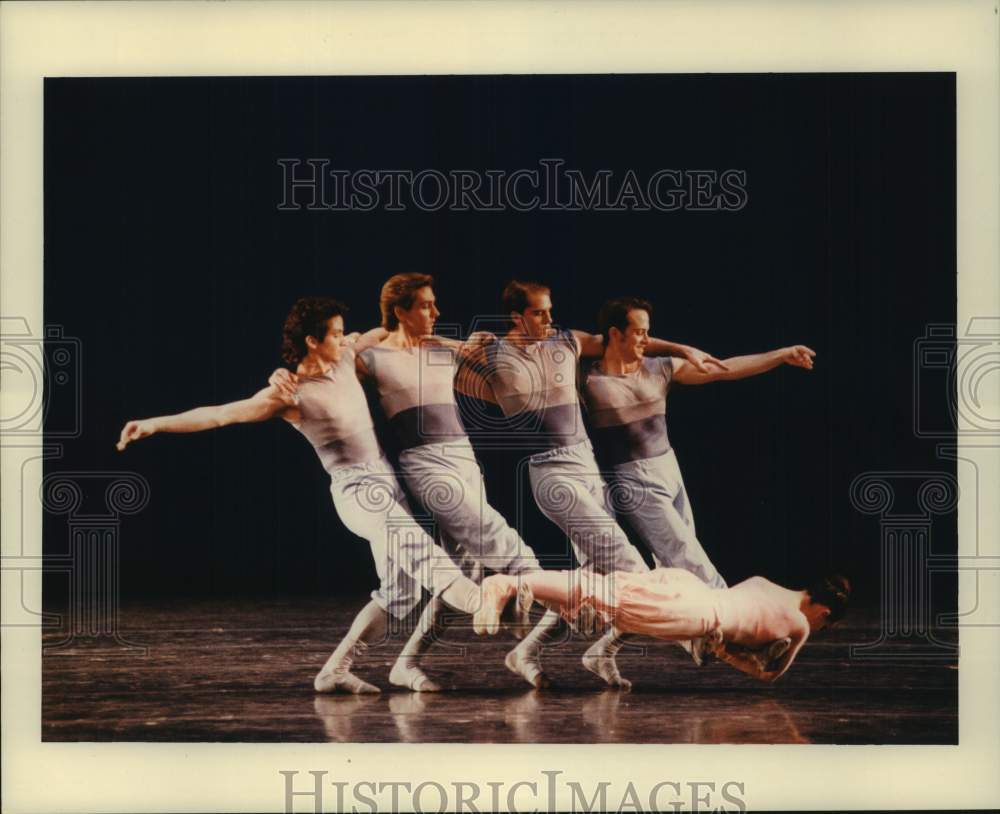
[
  {"x1": 117, "y1": 297, "x2": 522, "y2": 694},
  {"x1": 580, "y1": 296, "x2": 816, "y2": 687},
  {"x1": 476, "y1": 280, "x2": 729, "y2": 688},
  {"x1": 474, "y1": 569, "x2": 850, "y2": 683},
  {"x1": 271, "y1": 276, "x2": 550, "y2": 690}
]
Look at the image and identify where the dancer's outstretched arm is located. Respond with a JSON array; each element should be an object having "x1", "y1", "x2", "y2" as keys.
[
  {"x1": 117, "y1": 386, "x2": 291, "y2": 451},
  {"x1": 572, "y1": 329, "x2": 728, "y2": 373},
  {"x1": 673, "y1": 345, "x2": 815, "y2": 385}
]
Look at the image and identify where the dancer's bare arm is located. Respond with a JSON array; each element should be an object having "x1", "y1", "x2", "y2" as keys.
[
  {"x1": 349, "y1": 326, "x2": 390, "y2": 353},
  {"x1": 708, "y1": 621, "x2": 809, "y2": 681},
  {"x1": 423, "y1": 332, "x2": 499, "y2": 403},
  {"x1": 117, "y1": 386, "x2": 292, "y2": 451},
  {"x1": 267, "y1": 326, "x2": 389, "y2": 400},
  {"x1": 673, "y1": 345, "x2": 815, "y2": 385},
  {"x1": 571, "y1": 330, "x2": 728, "y2": 374}
]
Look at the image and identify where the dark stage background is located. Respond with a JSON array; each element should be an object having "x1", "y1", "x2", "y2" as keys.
[{"x1": 43, "y1": 74, "x2": 956, "y2": 606}]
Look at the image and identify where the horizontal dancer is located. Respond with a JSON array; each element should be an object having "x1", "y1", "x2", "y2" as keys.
[{"x1": 475, "y1": 568, "x2": 850, "y2": 682}]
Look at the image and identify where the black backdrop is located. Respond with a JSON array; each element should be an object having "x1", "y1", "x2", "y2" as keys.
[{"x1": 43, "y1": 74, "x2": 956, "y2": 605}]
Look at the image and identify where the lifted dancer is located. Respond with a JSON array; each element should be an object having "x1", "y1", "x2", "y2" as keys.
[
  {"x1": 118, "y1": 297, "x2": 514, "y2": 694},
  {"x1": 475, "y1": 569, "x2": 850, "y2": 682},
  {"x1": 580, "y1": 296, "x2": 816, "y2": 687}
]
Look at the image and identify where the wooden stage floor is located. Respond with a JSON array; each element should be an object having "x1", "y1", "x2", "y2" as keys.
[{"x1": 42, "y1": 597, "x2": 958, "y2": 744}]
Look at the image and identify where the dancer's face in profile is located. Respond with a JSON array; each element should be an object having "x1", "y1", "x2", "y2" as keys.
[
  {"x1": 514, "y1": 291, "x2": 555, "y2": 339},
  {"x1": 396, "y1": 286, "x2": 440, "y2": 337},
  {"x1": 311, "y1": 315, "x2": 346, "y2": 363},
  {"x1": 613, "y1": 308, "x2": 650, "y2": 362}
]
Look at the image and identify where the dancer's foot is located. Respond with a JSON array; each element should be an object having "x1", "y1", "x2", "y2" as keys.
[
  {"x1": 582, "y1": 638, "x2": 632, "y2": 690},
  {"x1": 505, "y1": 645, "x2": 553, "y2": 689},
  {"x1": 314, "y1": 669, "x2": 380, "y2": 694},
  {"x1": 473, "y1": 575, "x2": 517, "y2": 635},
  {"x1": 313, "y1": 637, "x2": 380, "y2": 693},
  {"x1": 499, "y1": 582, "x2": 535, "y2": 639},
  {"x1": 388, "y1": 660, "x2": 442, "y2": 692}
]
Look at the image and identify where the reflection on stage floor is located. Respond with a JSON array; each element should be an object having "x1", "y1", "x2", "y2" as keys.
[{"x1": 42, "y1": 597, "x2": 957, "y2": 744}]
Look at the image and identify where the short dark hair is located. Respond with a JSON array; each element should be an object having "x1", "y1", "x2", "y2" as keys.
[
  {"x1": 380, "y1": 273, "x2": 435, "y2": 329},
  {"x1": 596, "y1": 296, "x2": 653, "y2": 345},
  {"x1": 502, "y1": 280, "x2": 551, "y2": 314},
  {"x1": 281, "y1": 297, "x2": 348, "y2": 366},
  {"x1": 807, "y1": 574, "x2": 851, "y2": 623}
]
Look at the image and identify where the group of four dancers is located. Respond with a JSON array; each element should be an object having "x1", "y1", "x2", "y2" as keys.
[{"x1": 117, "y1": 273, "x2": 848, "y2": 692}]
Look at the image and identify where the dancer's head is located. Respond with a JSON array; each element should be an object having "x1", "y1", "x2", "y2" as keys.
[
  {"x1": 503, "y1": 280, "x2": 553, "y2": 339},
  {"x1": 803, "y1": 574, "x2": 851, "y2": 631},
  {"x1": 281, "y1": 297, "x2": 349, "y2": 366},
  {"x1": 380, "y1": 273, "x2": 438, "y2": 335},
  {"x1": 597, "y1": 297, "x2": 653, "y2": 362}
]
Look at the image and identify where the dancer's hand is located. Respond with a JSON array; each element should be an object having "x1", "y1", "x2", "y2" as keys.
[
  {"x1": 704, "y1": 627, "x2": 726, "y2": 655},
  {"x1": 466, "y1": 330, "x2": 496, "y2": 347},
  {"x1": 342, "y1": 332, "x2": 363, "y2": 346},
  {"x1": 781, "y1": 345, "x2": 816, "y2": 370},
  {"x1": 116, "y1": 419, "x2": 156, "y2": 451},
  {"x1": 268, "y1": 367, "x2": 299, "y2": 402},
  {"x1": 680, "y1": 345, "x2": 729, "y2": 374}
]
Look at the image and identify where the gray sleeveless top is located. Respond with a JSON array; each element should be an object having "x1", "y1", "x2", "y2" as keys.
[
  {"x1": 582, "y1": 356, "x2": 673, "y2": 465},
  {"x1": 357, "y1": 343, "x2": 467, "y2": 450},
  {"x1": 288, "y1": 347, "x2": 383, "y2": 470},
  {"x1": 484, "y1": 329, "x2": 589, "y2": 451}
]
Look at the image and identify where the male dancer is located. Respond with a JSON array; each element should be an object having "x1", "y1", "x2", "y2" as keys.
[
  {"x1": 474, "y1": 569, "x2": 850, "y2": 683},
  {"x1": 117, "y1": 297, "x2": 514, "y2": 694},
  {"x1": 315, "y1": 274, "x2": 544, "y2": 691},
  {"x1": 580, "y1": 296, "x2": 816, "y2": 687},
  {"x1": 479, "y1": 280, "x2": 728, "y2": 688}
]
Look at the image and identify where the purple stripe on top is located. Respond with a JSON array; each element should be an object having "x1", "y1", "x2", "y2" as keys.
[
  {"x1": 582, "y1": 356, "x2": 673, "y2": 464},
  {"x1": 358, "y1": 343, "x2": 468, "y2": 451},
  {"x1": 485, "y1": 329, "x2": 589, "y2": 450}
]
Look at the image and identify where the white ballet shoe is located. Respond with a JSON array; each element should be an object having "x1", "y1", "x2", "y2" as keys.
[
  {"x1": 504, "y1": 645, "x2": 552, "y2": 689},
  {"x1": 314, "y1": 669, "x2": 380, "y2": 694},
  {"x1": 388, "y1": 660, "x2": 442, "y2": 692},
  {"x1": 313, "y1": 640, "x2": 380, "y2": 693},
  {"x1": 582, "y1": 639, "x2": 632, "y2": 691}
]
